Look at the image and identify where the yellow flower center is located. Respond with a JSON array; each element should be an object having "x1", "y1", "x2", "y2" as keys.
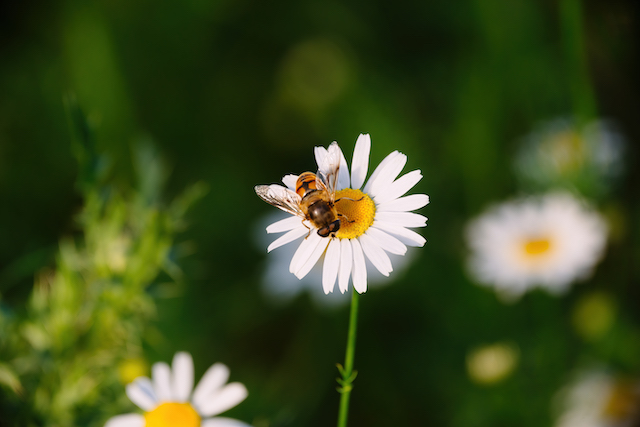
[
  {"x1": 334, "y1": 189, "x2": 376, "y2": 240},
  {"x1": 144, "y1": 402, "x2": 201, "y2": 427},
  {"x1": 523, "y1": 238, "x2": 551, "y2": 256}
]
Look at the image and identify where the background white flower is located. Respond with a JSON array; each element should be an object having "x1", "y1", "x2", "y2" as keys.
[
  {"x1": 554, "y1": 370, "x2": 640, "y2": 427},
  {"x1": 105, "y1": 352, "x2": 250, "y2": 427},
  {"x1": 260, "y1": 134, "x2": 428, "y2": 295},
  {"x1": 514, "y1": 117, "x2": 625, "y2": 196},
  {"x1": 465, "y1": 192, "x2": 607, "y2": 300}
]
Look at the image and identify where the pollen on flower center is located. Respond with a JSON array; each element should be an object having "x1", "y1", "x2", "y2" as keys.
[
  {"x1": 523, "y1": 238, "x2": 552, "y2": 256},
  {"x1": 144, "y1": 402, "x2": 201, "y2": 427},
  {"x1": 334, "y1": 188, "x2": 375, "y2": 240}
]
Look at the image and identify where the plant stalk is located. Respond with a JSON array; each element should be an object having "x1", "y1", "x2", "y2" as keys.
[{"x1": 337, "y1": 290, "x2": 360, "y2": 427}]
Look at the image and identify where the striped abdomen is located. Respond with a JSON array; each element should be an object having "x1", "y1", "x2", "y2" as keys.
[{"x1": 296, "y1": 172, "x2": 319, "y2": 198}]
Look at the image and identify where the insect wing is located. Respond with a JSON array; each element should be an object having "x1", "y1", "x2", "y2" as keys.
[
  {"x1": 255, "y1": 184, "x2": 305, "y2": 218},
  {"x1": 315, "y1": 142, "x2": 341, "y2": 199}
]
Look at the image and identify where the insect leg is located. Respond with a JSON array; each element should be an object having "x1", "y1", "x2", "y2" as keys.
[
  {"x1": 337, "y1": 213, "x2": 356, "y2": 224},
  {"x1": 301, "y1": 219, "x2": 312, "y2": 239},
  {"x1": 335, "y1": 196, "x2": 365, "y2": 203}
]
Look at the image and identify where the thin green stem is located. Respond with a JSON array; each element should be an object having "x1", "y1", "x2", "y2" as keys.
[{"x1": 336, "y1": 290, "x2": 360, "y2": 427}]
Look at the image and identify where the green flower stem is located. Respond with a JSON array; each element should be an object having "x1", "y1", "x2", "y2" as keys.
[
  {"x1": 337, "y1": 290, "x2": 360, "y2": 427},
  {"x1": 559, "y1": 0, "x2": 597, "y2": 122}
]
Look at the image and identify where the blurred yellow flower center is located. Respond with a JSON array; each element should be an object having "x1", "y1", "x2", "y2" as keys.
[
  {"x1": 117, "y1": 357, "x2": 147, "y2": 385},
  {"x1": 603, "y1": 381, "x2": 638, "y2": 420},
  {"x1": 546, "y1": 130, "x2": 585, "y2": 173},
  {"x1": 144, "y1": 402, "x2": 200, "y2": 427},
  {"x1": 523, "y1": 238, "x2": 551, "y2": 256},
  {"x1": 335, "y1": 189, "x2": 375, "y2": 240},
  {"x1": 466, "y1": 343, "x2": 518, "y2": 385}
]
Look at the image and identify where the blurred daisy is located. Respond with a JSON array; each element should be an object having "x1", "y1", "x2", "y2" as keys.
[
  {"x1": 105, "y1": 352, "x2": 250, "y2": 427},
  {"x1": 514, "y1": 118, "x2": 625, "y2": 196},
  {"x1": 554, "y1": 370, "x2": 640, "y2": 427},
  {"x1": 256, "y1": 134, "x2": 428, "y2": 294},
  {"x1": 465, "y1": 192, "x2": 607, "y2": 300}
]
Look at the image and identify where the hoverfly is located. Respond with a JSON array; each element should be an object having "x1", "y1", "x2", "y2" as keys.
[{"x1": 255, "y1": 142, "x2": 343, "y2": 238}]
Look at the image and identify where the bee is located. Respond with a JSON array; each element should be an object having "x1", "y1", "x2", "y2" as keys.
[{"x1": 255, "y1": 143, "x2": 342, "y2": 238}]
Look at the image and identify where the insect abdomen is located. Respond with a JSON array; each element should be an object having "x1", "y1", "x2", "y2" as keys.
[{"x1": 296, "y1": 172, "x2": 318, "y2": 198}]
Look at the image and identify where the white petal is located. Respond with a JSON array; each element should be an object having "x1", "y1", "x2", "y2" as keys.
[
  {"x1": 359, "y1": 234, "x2": 393, "y2": 276},
  {"x1": 363, "y1": 151, "x2": 399, "y2": 194},
  {"x1": 172, "y1": 352, "x2": 194, "y2": 402},
  {"x1": 104, "y1": 414, "x2": 145, "y2": 427},
  {"x1": 322, "y1": 238, "x2": 341, "y2": 294},
  {"x1": 266, "y1": 216, "x2": 303, "y2": 234},
  {"x1": 365, "y1": 227, "x2": 407, "y2": 255},
  {"x1": 373, "y1": 170, "x2": 422, "y2": 205},
  {"x1": 377, "y1": 194, "x2": 430, "y2": 212},
  {"x1": 364, "y1": 151, "x2": 407, "y2": 197},
  {"x1": 350, "y1": 239, "x2": 367, "y2": 293},
  {"x1": 282, "y1": 174, "x2": 298, "y2": 190},
  {"x1": 198, "y1": 383, "x2": 248, "y2": 418},
  {"x1": 294, "y1": 236, "x2": 330, "y2": 280},
  {"x1": 126, "y1": 378, "x2": 157, "y2": 411},
  {"x1": 372, "y1": 222, "x2": 426, "y2": 247},
  {"x1": 289, "y1": 232, "x2": 321, "y2": 274},
  {"x1": 152, "y1": 362, "x2": 172, "y2": 402},
  {"x1": 192, "y1": 363, "x2": 230, "y2": 413},
  {"x1": 201, "y1": 417, "x2": 252, "y2": 427},
  {"x1": 363, "y1": 151, "x2": 399, "y2": 193},
  {"x1": 375, "y1": 212, "x2": 427, "y2": 228},
  {"x1": 267, "y1": 226, "x2": 308, "y2": 252},
  {"x1": 350, "y1": 134, "x2": 371, "y2": 190},
  {"x1": 314, "y1": 145, "x2": 329, "y2": 170},
  {"x1": 337, "y1": 146, "x2": 350, "y2": 191},
  {"x1": 338, "y1": 238, "x2": 353, "y2": 293}
]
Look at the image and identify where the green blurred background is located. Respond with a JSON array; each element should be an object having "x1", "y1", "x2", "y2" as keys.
[{"x1": 1, "y1": 0, "x2": 640, "y2": 426}]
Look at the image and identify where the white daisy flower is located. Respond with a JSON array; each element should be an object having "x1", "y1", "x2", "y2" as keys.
[
  {"x1": 105, "y1": 352, "x2": 250, "y2": 427},
  {"x1": 465, "y1": 192, "x2": 607, "y2": 300},
  {"x1": 255, "y1": 134, "x2": 428, "y2": 294},
  {"x1": 514, "y1": 117, "x2": 625, "y2": 195},
  {"x1": 554, "y1": 370, "x2": 640, "y2": 427}
]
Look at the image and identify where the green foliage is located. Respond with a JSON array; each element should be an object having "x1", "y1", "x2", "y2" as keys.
[{"x1": 0, "y1": 105, "x2": 204, "y2": 426}]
